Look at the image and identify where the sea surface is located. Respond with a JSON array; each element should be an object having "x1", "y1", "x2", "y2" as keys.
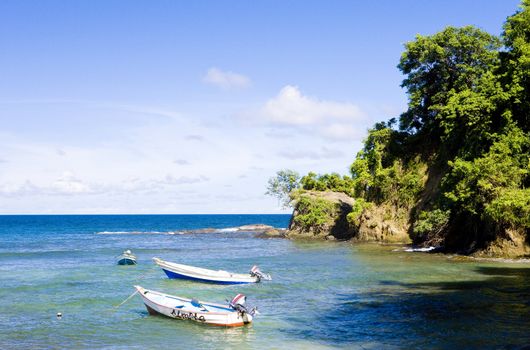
[{"x1": 1, "y1": 214, "x2": 529, "y2": 349}]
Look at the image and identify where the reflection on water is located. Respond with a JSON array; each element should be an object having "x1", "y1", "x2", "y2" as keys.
[{"x1": 0, "y1": 215, "x2": 529, "y2": 349}]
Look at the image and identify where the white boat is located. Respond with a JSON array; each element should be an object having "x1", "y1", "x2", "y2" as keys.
[
  {"x1": 135, "y1": 286, "x2": 256, "y2": 327},
  {"x1": 117, "y1": 250, "x2": 137, "y2": 265},
  {"x1": 152, "y1": 257, "x2": 271, "y2": 284}
]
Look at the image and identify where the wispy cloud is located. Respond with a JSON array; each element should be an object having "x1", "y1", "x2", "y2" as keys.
[
  {"x1": 173, "y1": 159, "x2": 190, "y2": 165},
  {"x1": 52, "y1": 171, "x2": 93, "y2": 194},
  {"x1": 321, "y1": 123, "x2": 365, "y2": 140},
  {"x1": 203, "y1": 67, "x2": 251, "y2": 89},
  {"x1": 0, "y1": 172, "x2": 97, "y2": 197},
  {"x1": 185, "y1": 134, "x2": 205, "y2": 141},
  {"x1": 277, "y1": 147, "x2": 344, "y2": 160},
  {"x1": 0, "y1": 173, "x2": 210, "y2": 197},
  {"x1": 0, "y1": 99, "x2": 182, "y2": 121}
]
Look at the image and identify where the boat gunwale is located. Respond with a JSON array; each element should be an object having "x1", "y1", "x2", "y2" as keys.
[{"x1": 135, "y1": 286, "x2": 240, "y2": 315}]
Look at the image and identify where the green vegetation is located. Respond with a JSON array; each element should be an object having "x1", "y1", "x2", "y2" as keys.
[
  {"x1": 412, "y1": 209, "x2": 451, "y2": 242},
  {"x1": 266, "y1": 169, "x2": 300, "y2": 208},
  {"x1": 346, "y1": 198, "x2": 371, "y2": 227},
  {"x1": 269, "y1": 1, "x2": 530, "y2": 253},
  {"x1": 292, "y1": 195, "x2": 337, "y2": 232},
  {"x1": 300, "y1": 172, "x2": 355, "y2": 196}
]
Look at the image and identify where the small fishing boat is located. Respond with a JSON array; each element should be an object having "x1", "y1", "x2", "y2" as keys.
[
  {"x1": 117, "y1": 250, "x2": 137, "y2": 265},
  {"x1": 152, "y1": 257, "x2": 271, "y2": 284},
  {"x1": 135, "y1": 286, "x2": 257, "y2": 327}
]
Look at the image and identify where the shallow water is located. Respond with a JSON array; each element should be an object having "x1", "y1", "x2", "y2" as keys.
[{"x1": 1, "y1": 215, "x2": 529, "y2": 349}]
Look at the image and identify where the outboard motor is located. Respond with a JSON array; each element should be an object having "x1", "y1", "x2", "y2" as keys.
[
  {"x1": 229, "y1": 294, "x2": 258, "y2": 316},
  {"x1": 249, "y1": 265, "x2": 272, "y2": 281}
]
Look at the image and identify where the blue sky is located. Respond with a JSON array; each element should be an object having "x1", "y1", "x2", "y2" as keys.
[{"x1": 0, "y1": 0, "x2": 521, "y2": 214}]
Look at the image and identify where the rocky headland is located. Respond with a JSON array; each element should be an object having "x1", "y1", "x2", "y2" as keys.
[{"x1": 285, "y1": 190, "x2": 530, "y2": 258}]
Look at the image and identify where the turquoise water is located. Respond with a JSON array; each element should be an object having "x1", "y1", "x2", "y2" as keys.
[{"x1": 1, "y1": 215, "x2": 529, "y2": 349}]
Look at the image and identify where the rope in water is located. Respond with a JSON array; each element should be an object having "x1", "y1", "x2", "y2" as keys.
[
  {"x1": 113, "y1": 290, "x2": 139, "y2": 310},
  {"x1": 112, "y1": 265, "x2": 156, "y2": 311}
]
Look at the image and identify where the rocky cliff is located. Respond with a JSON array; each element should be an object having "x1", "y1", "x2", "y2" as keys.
[
  {"x1": 287, "y1": 190, "x2": 530, "y2": 258},
  {"x1": 287, "y1": 190, "x2": 410, "y2": 243}
]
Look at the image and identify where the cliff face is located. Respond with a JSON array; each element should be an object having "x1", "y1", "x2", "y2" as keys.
[
  {"x1": 287, "y1": 191, "x2": 410, "y2": 243},
  {"x1": 354, "y1": 203, "x2": 411, "y2": 243},
  {"x1": 287, "y1": 190, "x2": 530, "y2": 257}
]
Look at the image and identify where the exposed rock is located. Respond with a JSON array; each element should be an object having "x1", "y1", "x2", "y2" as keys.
[
  {"x1": 473, "y1": 228, "x2": 530, "y2": 259},
  {"x1": 254, "y1": 228, "x2": 287, "y2": 239},
  {"x1": 237, "y1": 224, "x2": 275, "y2": 231},
  {"x1": 287, "y1": 190, "x2": 411, "y2": 243},
  {"x1": 354, "y1": 204, "x2": 411, "y2": 244},
  {"x1": 179, "y1": 224, "x2": 278, "y2": 235},
  {"x1": 286, "y1": 190, "x2": 356, "y2": 240},
  {"x1": 179, "y1": 228, "x2": 217, "y2": 234}
]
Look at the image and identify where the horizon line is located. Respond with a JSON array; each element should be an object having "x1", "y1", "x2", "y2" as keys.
[{"x1": 0, "y1": 213, "x2": 292, "y2": 216}]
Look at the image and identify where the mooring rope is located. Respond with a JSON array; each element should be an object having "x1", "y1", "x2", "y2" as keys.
[
  {"x1": 113, "y1": 290, "x2": 139, "y2": 310},
  {"x1": 112, "y1": 265, "x2": 157, "y2": 311}
]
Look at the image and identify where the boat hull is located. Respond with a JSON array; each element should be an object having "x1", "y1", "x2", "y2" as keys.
[
  {"x1": 135, "y1": 286, "x2": 252, "y2": 327},
  {"x1": 153, "y1": 258, "x2": 259, "y2": 284},
  {"x1": 117, "y1": 257, "x2": 137, "y2": 265},
  {"x1": 161, "y1": 268, "x2": 252, "y2": 284}
]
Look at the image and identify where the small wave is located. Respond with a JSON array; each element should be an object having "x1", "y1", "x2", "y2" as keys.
[
  {"x1": 216, "y1": 227, "x2": 239, "y2": 233},
  {"x1": 403, "y1": 246, "x2": 437, "y2": 252},
  {"x1": 96, "y1": 224, "x2": 276, "y2": 235},
  {"x1": 469, "y1": 256, "x2": 530, "y2": 264},
  {"x1": 96, "y1": 229, "x2": 233, "y2": 235},
  {"x1": 96, "y1": 231, "x2": 166, "y2": 235}
]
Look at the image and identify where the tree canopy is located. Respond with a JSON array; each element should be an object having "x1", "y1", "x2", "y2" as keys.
[
  {"x1": 276, "y1": 1, "x2": 530, "y2": 252},
  {"x1": 266, "y1": 170, "x2": 300, "y2": 208}
]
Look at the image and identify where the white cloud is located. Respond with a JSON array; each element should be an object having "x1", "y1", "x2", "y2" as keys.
[
  {"x1": 277, "y1": 147, "x2": 344, "y2": 160},
  {"x1": 262, "y1": 85, "x2": 363, "y2": 126},
  {"x1": 0, "y1": 172, "x2": 210, "y2": 197},
  {"x1": 321, "y1": 123, "x2": 365, "y2": 140},
  {"x1": 253, "y1": 85, "x2": 369, "y2": 141},
  {"x1": 0, "y1": 178, "x2": 94, "y2": 197},
  {"x1": 51, "y1": 171, "x2": 93, "y2": 194},
  {"x1": 203, "y1": 67, "x2": 251, "y2": 89},
  {"x1": 0, "y1": 95, "x2": 365, "y2": 213}
]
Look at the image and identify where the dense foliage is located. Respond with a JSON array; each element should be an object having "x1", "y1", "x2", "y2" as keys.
[
  {"x1": 300, "y1": 172, "x2": 355, "y2": 196},
  {"x1": 292, "y1": 195, "x2": 337, "y2": 231},
  {"x1": 274, "y1": 1, "x2": 530, "y2": 251}
]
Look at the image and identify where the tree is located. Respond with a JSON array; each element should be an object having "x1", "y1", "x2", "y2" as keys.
[
  {"x1": 501, "y1": 0, "x2": 530, "y2": 131},
  {"x1": 266, "y1": 170, "x2": 301, "y2": 208},
  {"x1": 398, "y1": 26, "x2": 501, "y2": 152}
]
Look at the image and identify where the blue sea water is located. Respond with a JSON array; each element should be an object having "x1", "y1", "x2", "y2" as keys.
[{"x1": 0, "y1": 214, "x2": 529, "y2": 349}]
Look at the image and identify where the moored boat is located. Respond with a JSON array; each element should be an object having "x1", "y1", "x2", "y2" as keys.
[
  {"x1": 152, "y1": 257, "x2": 271, "y2": 284},
  {"x1": 117, "y1": 250, "x2": 137, "y2": 265},
  {"x1": 134, "y1": 285, "x2": 256, "y2": 327}
]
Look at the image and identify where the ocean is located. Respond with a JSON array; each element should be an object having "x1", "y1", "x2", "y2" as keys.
[{"x1": 0, "y1": 214, "x2": 529, "y2": 349}]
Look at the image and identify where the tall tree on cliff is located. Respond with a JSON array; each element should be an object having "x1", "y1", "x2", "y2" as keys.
[
  {"x1": 398, "y1": 26, "x2": 502, "y2": 159},
  {"x1": 502, "y1": 0, "x2": 530, "y2": 132},
  {"x1": 266, "y1": 170, "x2": 300, "y2": 208}
]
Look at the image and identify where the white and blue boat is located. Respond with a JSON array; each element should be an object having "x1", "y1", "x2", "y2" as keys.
[
  {"x1": 117, "y1": 250, "x2": 137, "y2": 265},
  {"x1": 152, "y1": 257, "x2": 271, "y2": 284},
  {"x1": 135, "y1": 286, "x2": 257, "y2": 327}
]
